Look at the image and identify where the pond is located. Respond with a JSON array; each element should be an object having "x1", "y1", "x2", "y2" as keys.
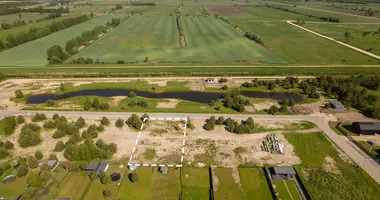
[{"x1": 26, "y1": 89, "x2": 303, "y2": 104}]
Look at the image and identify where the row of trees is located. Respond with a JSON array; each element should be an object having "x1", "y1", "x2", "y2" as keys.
[
  {"x1": 242, "y1": 77, "x2": 300, "y2": 90},
  {"x1": 0, "y1": 15, "x2": 88, "y2": 52},
  {"x1": 0, "y1": 6, "x2": 69, "y2": 16},
  {"x1": 1, "y1": 20, "x2": 26, "y2": 30},
  {"x1": 176, "y1": 15, "x2": 185, "y2": 37},
  {"x1": 47, "y1": 17, "x2": 121, "y2": 64},
  {"x1": 265, "y1": 4, "x2": 340, "y2": 22},
  {"x1": 222, "y1": 90, "x2": 250, "y2": 112},
  {"x1": 130, "y1": 2, "x2": 157, "y2": 6},
  {"x1": 63, "y1": 137, "x2": 116, "y2": 161},
  {"x1": 83, "y1": 98, "x2": 110, "y2": 111},
  {"x1": 244, "y1": 32, "x2": 263, "y2": 45},
  {"x1": 203, "y1": 116, "x2": 263, "y2": 134}
]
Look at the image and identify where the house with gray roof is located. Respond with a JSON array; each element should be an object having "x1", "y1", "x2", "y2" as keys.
[
  {"x1": 353, "y1": 122, "x2": 380, "y2": 135},
  {"x1": 84, "y1": 162, "x2": 109, "y2": 174},
  {"x1": 159, "y1": 166, "x2": 169, "y2": 174},
  {"x1": 270, "y1": 166, "x2": 296, "y2": 180},
  {"x1": 329, "y1": 99, "x2": 345, "y2": 110}
]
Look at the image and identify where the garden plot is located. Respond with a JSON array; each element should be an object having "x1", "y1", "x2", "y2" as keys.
[
  {"x1": 183, "y1": 119, "x2": 301, "y2": 167},
  {"x1": 128, "y1": 117, "x2": 187, "y2": 167}
]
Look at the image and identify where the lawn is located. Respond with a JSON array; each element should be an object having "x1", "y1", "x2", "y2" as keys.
[
  {"x1": 357, "y1": 141, "x2": 380, "y2": 159},
  {"x1": 0, "y1": 174, "x2": 27, "y2": 199},
  {"x1": 182, "y1": 167, "x2": 210, "y2": 200},
  {"x1": 151, "y1": 167, "x2": 181, "y2": 200},
  {"x1": 116, "y1": 167, "x2": 153, "y2": 200},
  {"x1": 302, "y1": 23, "x2": 380, "y2": 56},
  {"x1": 213, "y1": 167, "x2": 244, "y2": 200},
  {"x1": 271, "y1": 179, "x2": 302, "y2": 200},
  {"x1": 59, "y1": 172, "x2": 91, "y2": 200},
  {"x1": 338, "y1": 122, "x2": 358, "y2": 136},
  {"x1": 72, "y1": 15, "x2": 286, "y2": 63},
  {"x1": 238, "y1": 167, "x2": 273, "y2": 200},
  {"x1": 226, "y1": 18, "x2": 379, "y2": 64},
  {"x1": 285, "y1": 132, "x2": 380, "y2": 200},
  {"x1": 0, "y1": 14, "x2": 120, "y2": 67}
]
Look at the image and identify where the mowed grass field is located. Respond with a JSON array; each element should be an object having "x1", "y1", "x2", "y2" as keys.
[
  {"x1": 227, "y1": 18, "x2": 379, "y2": 64},
  {"x1": 302, "y1": 23, "x2": 380, "y2": 55},
  {"x1": 213, "y1": 167, "x2": 244, "y2": 200},
  {"x1": 238, "y1": 167, "x2": 273, "y2": 200},
  {"x1": 59, "y1": 172, "x2": 91, "y2": 200},
  {"x1": 151, "y1": 167, "x2": 181, "y2": 200},
  {"x1": 286, "y1": 132, "x2": 380, "y2": 200},
  {"x1": 271, "y1": 180, "x2": 302, "y2": 200},
  {"x1": 116, "y1": 167, "x2": 153, "y2": 200},
  {"x1": 0, "y1": 174, "x2": 28, "y2": 199},
  {"x1": 0, "y1": 14, "x2": 120, "y2": 66},
  {"x1": 72, "y1": 15, "x2": 286, "y2": 63},
  {"x1": 182, "y1": 167, "x2": 210, "y2": 200}
]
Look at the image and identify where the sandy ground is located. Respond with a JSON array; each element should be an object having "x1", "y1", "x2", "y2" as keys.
[
  {"x1": 156, "y1": 99, "x2": 180, "y2": 108},
  {"x1": 333, "y1": 109, "x2": 380, "y2": 122}
]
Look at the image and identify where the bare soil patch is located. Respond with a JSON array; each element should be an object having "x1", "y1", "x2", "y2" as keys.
[
  {"x1": 156, "y1": 99, "x2": 180, "y2": 108},
  {"x1": 322, "y1": 156, "x2": 341, "y2": 174},
  {"x1": 180, "y1": 36, "x2": 186, "y2": 47}
]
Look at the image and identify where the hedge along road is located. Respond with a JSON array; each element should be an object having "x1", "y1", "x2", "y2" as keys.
[
  {"x1": 71, "y1": 15, "x2": 286, "y2": 63},
  {"x1": 0, "y1": 14, "x2": 121, "y2": 67},
  {"x1": 1, "y1": 110, "x2": 380, "y2": 185},
  {"x1": 286, "y1": 21, "x2": 380, "y2": 60}
]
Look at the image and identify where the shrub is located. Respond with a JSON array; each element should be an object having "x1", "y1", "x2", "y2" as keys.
[
  {"x1": 107, "y1": 143, "x2": 117, "y2": 154},
  {"x1": 126, "y1": 114, "x2": 142, "y2": 129},
  {"x1": 101, "y1": 175, "x2": 111, "y2": 184},
  {"x1": 17, "y1": 115, "x2": 25, "y2": 124},
  {"x1": 75, "y1": 117, "x2": 86, "y2": 128},
  {"x1": 97, "y1": 124, "x2": 104, "y2": 132},
  {"x1": 0, "y1": 148, "x2": 8, "y2": 159},
  {"x1": 141, "y1": 113, "x2": 149, "y2": 122},
  {"x1": 115, "y1": 118, "x2": 124, "y2": 128},
  {"x1": 137, "y1": 100, "x2": 148, "y2": 108},
  {"x1": 27, "y1": 171, "x2": 42, "y2": 188},
  {"x1": 48, "y1": 153, "x2": 57, "y2": 160},
  {"x1": 117, "y1": 60, "x2": 125, "y2": 64},
  {"x1": 40, "y1": 171, "x2": 52, "y2": 181},
  {"x1": 40, "y1": 163, "x2": 51, "y2": 171},
  {"x1": 16, "y1": 165, "x2": 28, "y2": 177},
  {"x1": 53, "y1": 130, "x2": 65, "y2": 138},
  {"x1": 100, "y1": 102, "x2": 109, "y2": 110},
  {"x1": 18, "y1": 123, "x2": 41, "y2": 148},
  {"x1": 268, "y1": 105, "x2": 279, "y2": 115},
  {"x1": 129, "y1": 172, "x2": 138, "y2": 183},
  {"x1": 4, "y1": 140, "x2": 13, "y2": 150},
  {"x1": 28, "y1": 156, "x2": 38, "y2": 168},
  {"x1": 35, "y1": 150, "x2": 43, "y2": 160},
  {"x1": 128, "y1": 91, "x2": 136, "y2": 98},
  {"x1": 103, "y1": 189, "x2": 112, "y2": 198},
  {"x1": 68, "y1": 162, "x2": 80, "y2": 172},
  {"x1": 46, "y1": 99, "x2": 55, "y2": 106},
  {"x1": 95, "y1": 139, "x2": 107, "y2": 150},
  {"x1": 81, "y1": 130, "x2": 89, "y2": 139},
  {"x1": 128, "y1": 100, "x2": 136, "y2": 107},
  {"x1": 31, "y1": 113, "x2": 47, "y2": 122},
  {"x1": 54, "y1": 141, "x2": 65, "y2": 152},
  {"x1": 15, "y1": 90, "x2": 24, "y2": 98},
  {"x1": 89, "y1": 172, "x2": 98, "y2": 181},
  {"x1": 101, "y1": 117, "x2": 110, "y2": 126},
  {"x1": 0, "y1": 116, "x2": 17, "y2": 135}
]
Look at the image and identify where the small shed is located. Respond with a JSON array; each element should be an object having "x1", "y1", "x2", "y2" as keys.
[
  {"x1": 353, "y1": 122, "x2": 380, "y2": 135},
  {"x1": 329, "y1": 99, "x2": 345, "y2": 110},
  {"x1": 204, "y1": 78, "x2": 215, "y2": 83},
  {"x1": 159, "y1": 166, "x2": 169, "y2": 175},
  {"x1": 270, "y1": 166, "x2": 296, "y2": 180}
]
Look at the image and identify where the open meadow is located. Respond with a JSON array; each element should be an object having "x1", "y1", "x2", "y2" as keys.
[
  {"x1": 59, "y1": 172, "x2": 91, "y2": 200},
  {"x1": 182, "y1": 167, "x2": 210, "y2": 200}
]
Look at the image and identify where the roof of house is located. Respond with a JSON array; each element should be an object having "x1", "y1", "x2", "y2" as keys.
[
  {"x1": 86, "y1": 162, "x2": 100, "y2": 171},
  {"x1": 272, "y1": 166, "x2": 296, "y2": 175},
  {"x1": 356, "y1": 122, "x2": 380, "y2": 131},
  {"x1": 96, "y1": 162, "x2": 109, "y2": 174},
  {"x1": 47, "y1": 160, "x2": 58, "y2": 167},
  {"x1": 329, "y1": 99, "x2": 344, "y2": 108}
]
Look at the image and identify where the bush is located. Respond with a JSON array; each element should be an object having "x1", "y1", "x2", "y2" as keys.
[
  {"x1": 18, "y1": 123, "x2": 41, "y2": 148},
  {"x1": 101, "y1": 175, "x2": 111, "y2": 184},
  {"x1": 28, "y1": 156, "x2": 38, "y2": 168},
  {"x1": 81, "y1": 130, "x2": 89, "y2": 139},
  {"x1": 68, "y1": 162, "x2": 80, "y2": 172},
  {"x1": 89, "y1": 172, "x2": 98, "y2": 181},
  {"x1": 100, "y1": 102, "x2": 109, "y2": 110},
  {"x1": 97, "y1": 124, "x2": 105, "y2": 132},
  {"x1": 46, "y1": 99, "x2": 55, "y2": 106},
  {"x1": 40, "y1": 171, "x2": 52, "y2": 181},
  {"x1": 48, "y1": 153, "x2": 57, "y2": 160},
  {"x1": 128, "y1": 91, "x2": 136, "y2": 98},
  {"x1": 53, "y1": 130, "x2": 65, "y2": 138},
  {"x1": 17, "y1": 115, "x2": 25, "y2": 124},
  {"x1": 126, "y1": 114, "x2": 142, "y2": 129},
  {"x1": 107, "y1": 143, "x2": 117, "y2": 154},
  {"x1": 27, "y1": 171, "x2": 41, "y2": 188},
  {"x1": 75, "y1": 117, "x2": 86, "y2": 128},
  {"x1": 268, "y1": 105, "x2": 279, "y2": 115},
  {"x1": 15, "y1": 90, "x2": 24, "y2": 98},
  {"x1": 16, "y1": 165, "x2": 28, "y2": 177},
  {"x1": 137, "y1": 100, "x2": 148, "y2": 108},
  {"x1": 245, "y1": 32, "x2": 263, "y2": 44},
  {"x1": 54, "y1": 141, "x2": 65, "y2": 152},
  {"x1": 0, "y1": 116, "x2": 17, "y2": 135},
  {"x1": 115, "y1": 118, "x2": 124, "y2": 128},
  {"x1": 4, "y1": 140, "x2": 13, "y2": 150},
  {"x1": 35, "y1": 150, "x2": 43, "y2": 160},
  {"x1": 31, "y1": 113, "x2": 47, "y2": 122},
  {"x1": 129, "y1": 172, "x2": 138, "y2": 183},
  {"x1": 0, "y1": 148, "x2": 9, "y2": 159},
  {"x1": 103, "y1": 189, "x2": 112, "y2": 198},
  {"x1": 101, "y1": 117, "x2": 110, "y2": 126}
]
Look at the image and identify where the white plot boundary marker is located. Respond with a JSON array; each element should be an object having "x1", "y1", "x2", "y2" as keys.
[{"x1": 128, "y1": 117, "x2": 188, "y2": 168}]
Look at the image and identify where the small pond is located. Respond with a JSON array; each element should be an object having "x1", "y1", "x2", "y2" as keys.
[{"x1": 26, "y1": 89, "x2": 303, "y2": 104}]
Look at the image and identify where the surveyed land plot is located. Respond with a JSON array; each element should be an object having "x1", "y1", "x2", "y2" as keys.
[
  {"x1": 72, "y1": 15, "x2": 286, "y2": 63},
  {"x1": 0, "y1": 14, "x2": 120, "y2": 67},
  {"x1": 128, "y1": 117, "x2": 187, "y2": 168}
]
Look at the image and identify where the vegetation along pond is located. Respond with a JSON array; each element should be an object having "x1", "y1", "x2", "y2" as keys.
[{"x1": 26, "y1": 89, "x2": 303, "y2": 104}]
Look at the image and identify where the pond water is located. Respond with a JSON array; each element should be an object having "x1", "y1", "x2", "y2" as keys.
[{"x1": 26, "y1": 89, "x2": 303, "y2": 104}]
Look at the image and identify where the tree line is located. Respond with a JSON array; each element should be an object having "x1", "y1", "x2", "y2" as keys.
[
  {"x1": 244, "y1": 32, "x2": 263, "y2": 45},
  {"x1": 265, "y1": 4, "x2": 340, "y2": 23},
  {"x1": 130, "y1": 2, "x2": 157, "y2": 6},
  {"x1": 47, "y1": 17, "x2": 121, "y2": 64},
  {"x1": 0, "y1": 6, "x2": 69, "y2": 16},
  {"x1": 176, "y1": 15, "x2": 184, "y2": 37},
  {"x1": 203, "y1": 116, "x2": 266, "y2": 134},
  {"x1": 1, "y1": 12, "x2": 63, "y2": 31},
  {"x1": 0, "y1": 15, "x2": 88, "y2": 52}
]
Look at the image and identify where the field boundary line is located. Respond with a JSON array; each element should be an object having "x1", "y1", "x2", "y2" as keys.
[
  {"x1": 128, "y1": 117, "x2": 187, "y2": 168},
  {"x1": 286, "y1": 21, "x2": 380, "y2": 60},
  {"x1": 283, "y1": 180, "x2": 294, "y2": 200}
]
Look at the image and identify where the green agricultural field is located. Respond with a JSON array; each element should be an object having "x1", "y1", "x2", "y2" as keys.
[
  {"x1": 226, "y1": 18, "x2": 379, "y2": 64},
  {"x1": 59, "y1": 172, "x2": 91, "y2": 200},
  {"x1": 302, "y1": 23, "x2": 380, "y2": 55},
  {"x1": 238, "y1": 167, "x2": 273, "y2": 200},
  {"x1": 151, "y1": 167, "x2": 181, "y2": 200},
  {"x1": 72, "y1": 15, "x2": 286, "y2": 63},
  {"x1": 271, "y1": 180, "x2": 302, "y2": 200},
  {"x1": 240, "y1": 6, "x2": 321, "y2": 21},
  {"x1": 0, "y1": 14, "x2": 121, "y2": 67},
  {"x1": 143, "y1": 5, "x2": 179, "y2": 15},
  {"x1": 182, "y1": 167, "x2": 210, "y2": 200},
  {"x1": 286, "y1": 132, "x2": 380, "y2": 200},
  {"x1": 116, "y1": 167, "x2": 153, "y2": 199},
  {"x1": 213, "y1": 167, "x2": 244, "y2": 200},
  {"x1": 0, "y1": 13, "x2": 49, "y2": 25}
]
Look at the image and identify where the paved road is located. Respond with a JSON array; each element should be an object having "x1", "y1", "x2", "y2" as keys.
[{"x1": 1, "y1": 110, "x2": 380, "y2": 184}]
